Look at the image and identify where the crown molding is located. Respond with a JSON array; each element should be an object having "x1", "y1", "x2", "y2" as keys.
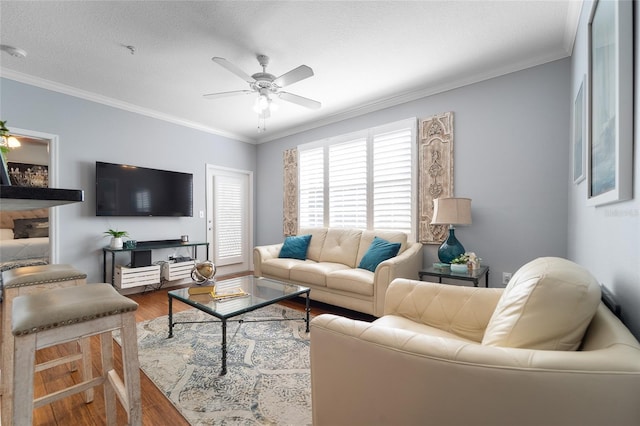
[
  {"x1": 0, "y1": 69, "x2": 256, "y2": 144},
  {"x1": 563, "y1": 0, "x2": 584, "y2": 55},
  {"x1": 2, "y1": 45, "x2": 572, "y2": 147}
]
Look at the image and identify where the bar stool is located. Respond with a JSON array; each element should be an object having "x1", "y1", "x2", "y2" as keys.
[
  {"x1": 11, "y1": 283, "x2": 141, "y2": 425},
  {"x1": 0, "y1": 264, "x2": 89, "y2": 425}
]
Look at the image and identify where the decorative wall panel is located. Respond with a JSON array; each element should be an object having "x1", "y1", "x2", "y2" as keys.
[
  {"x1": 283, "y1": 148, "x2": 298, "y2": 236},
  {"x1": 418, "y1": 112, "x2": 454, "y2": 244}
]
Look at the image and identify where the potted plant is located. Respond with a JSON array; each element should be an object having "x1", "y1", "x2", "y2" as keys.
[
  {"x1": 104, "y1": 229, "x2": 129, "y2": 249},
  {"x1": 450, "y1": 253, "x2": 470, "y2": 273},
  {"x1": 0, "y1": 120, "x2": 10, "y2": 161},
  {"x1": 450, "y1": 252, "x2": 481, "y2": 273}
]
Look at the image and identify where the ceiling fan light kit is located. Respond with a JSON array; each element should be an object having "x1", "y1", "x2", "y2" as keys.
[{"x1": 204, "y1": 54, "x2": 321, "y2": 132}]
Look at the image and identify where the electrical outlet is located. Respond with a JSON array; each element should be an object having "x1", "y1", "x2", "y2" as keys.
[{"x1": 502, "y1": 272, "x2": 512, "y2": 285}]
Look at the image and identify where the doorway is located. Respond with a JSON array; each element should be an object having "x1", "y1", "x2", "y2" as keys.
[
  {"x1": 205, "y1": 165, "x2": 253, "y2": 276},
  {"x1": 0, "y1": 128, "x2": 58, "y2": 267}
]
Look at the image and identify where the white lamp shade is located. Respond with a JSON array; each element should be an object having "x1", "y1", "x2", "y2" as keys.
[
  {"x1": 431, "y1": 197, "x2": 472, "y2": 225},
  {"x1": 7, "y1": 136, "x2": 21, "y2": 148}
]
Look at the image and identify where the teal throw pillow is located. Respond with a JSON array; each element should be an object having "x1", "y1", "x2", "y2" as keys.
[
  {"x1": 279, "y1": 234, "x2": 312, "y2": 260},
  {"x1": 358, "y1": 237, "x2": 401, "y2": 272}
]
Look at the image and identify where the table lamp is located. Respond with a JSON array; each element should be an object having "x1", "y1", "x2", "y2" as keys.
[{"x1": 431, "y1": 197, "x2": 472, "y2": 263}]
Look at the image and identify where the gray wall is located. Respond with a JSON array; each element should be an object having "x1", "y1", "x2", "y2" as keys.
[
  {"x1": 568, "y1": 1, "x2": 640, "y2": 338},
  {"x1": 1, "y1": 78, "x2": 256, "y2": 283},
  {"x1": 256, "y1": 58, "x2": 571, "y2": 289}
]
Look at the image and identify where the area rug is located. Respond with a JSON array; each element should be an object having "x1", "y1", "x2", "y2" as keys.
[{"x1": 120, "y1": 305, "x2": 312, "y2": 425}]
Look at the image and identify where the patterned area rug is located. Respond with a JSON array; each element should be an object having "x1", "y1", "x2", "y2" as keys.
[{"x1": 127, "y1": 305, "x2": 311, "y2": 425}]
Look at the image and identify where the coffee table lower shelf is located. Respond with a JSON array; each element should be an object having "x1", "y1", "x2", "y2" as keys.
[{"x1": 167, "y1": 276, "x2": 310, "y2": 375}]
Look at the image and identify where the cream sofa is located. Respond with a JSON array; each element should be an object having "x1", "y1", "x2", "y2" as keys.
[
  {"x1": 253, "y1": 227, "x2": 422, "y2": 317},
  {"x1": 310, "y1": 257, "x2": 640, "y2": 426}
]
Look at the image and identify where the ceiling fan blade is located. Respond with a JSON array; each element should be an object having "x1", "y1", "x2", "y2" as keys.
[
  {"x1": 203, "y1": 90, "x2": 253, "y2": 99},
  {"x1": 273, "y1": 65, "x2": 314, "y2": 87},
  {"x1": 279, "y1": 92, "x2": 321, "y2": 109},
  {"x1": 212, "y1": 57, "x2": 254, "y2": 83}
]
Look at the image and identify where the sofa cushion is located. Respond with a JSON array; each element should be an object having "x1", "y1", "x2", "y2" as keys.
[
  {"x1": 299, "y1": 228, "x2": 328, "y2": 262},
  {"x1": 279, "y1": 234, "x2": 312, "y2": 260},
  {"x1": 373, "y1": 315, "x2": 477, "y2": 343},
  {"x1": 319, "y1": 228, "x2": 363, "y2": 267},
  {"x1": 291, "y1": 262, "x2": 351, "y2": 287},
  {"x1": 482, "y1": 257, "x2": 601, "y2": 351},
  {"x1": 327, "y1": 269, "x2": 375, "y2": 296},
  {"x1": 358, "y1": 237, "x2": 401, "y2": 272},
  {"x1": 261, "y1": 258, "x2": 306, "y2": 280}
]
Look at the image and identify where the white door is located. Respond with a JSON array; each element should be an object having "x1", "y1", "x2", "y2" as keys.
[{"x1": 205, "y1": 165, "x2": 253, "y2": 276}]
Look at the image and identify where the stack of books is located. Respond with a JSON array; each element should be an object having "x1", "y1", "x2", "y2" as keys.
[{"x1": 188, "y1": 285, "x2": 249, "y2": 301}]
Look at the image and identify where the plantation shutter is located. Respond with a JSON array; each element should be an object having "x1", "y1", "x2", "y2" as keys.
[
  {"x1": 299, "y1": 147, "x2": 325, "y2": 228},
  {"x1": 214, "y1": 174, "x2": 244, "y2": 264},
  {"x1": 372, "y1": 128, "x2": 413, "y2": 233},
  {"x1": 329, "y1": 137, "x2": 367, "y2": 228},
  {"x1": 297, "y1": 118, "x2": 416, "y2": 239}
]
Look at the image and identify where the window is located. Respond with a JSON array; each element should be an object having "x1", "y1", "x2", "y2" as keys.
[{"x1": 298, "y1": 118, "x2": 417, "y2": 239}]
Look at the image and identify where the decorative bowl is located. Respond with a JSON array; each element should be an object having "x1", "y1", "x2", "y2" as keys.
[{"x1": 450, "y1": 264, "x2": 468, "y2": 274}]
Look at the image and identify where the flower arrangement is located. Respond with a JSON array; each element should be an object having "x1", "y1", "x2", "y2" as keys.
[{"x1": 451, "y1": 252, "x2": 481, "y2": 269}]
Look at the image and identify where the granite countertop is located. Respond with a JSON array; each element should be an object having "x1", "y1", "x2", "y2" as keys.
[{"x1": 0, "y1": 185, "x2": 84, "y2": 210}]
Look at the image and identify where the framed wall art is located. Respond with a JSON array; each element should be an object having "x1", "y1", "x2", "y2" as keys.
[
  {"x1": 573, "y1": 75, "x2": 585, "y2": 184},
  {"x1": 586, "y1": 0, "x2": 633, "y2": 206},
  {"x1": 7, "y1": 162, "x2": 49, "y2": 187}
]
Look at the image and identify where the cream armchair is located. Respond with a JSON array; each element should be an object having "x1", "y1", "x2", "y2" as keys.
[{"x1": 310, "y1": 258, "x2": 640, "y2": 426}]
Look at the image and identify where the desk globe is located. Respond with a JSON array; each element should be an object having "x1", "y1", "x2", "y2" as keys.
[{"x1": 191, "y1": 261, "x2": 217, "y2": 285}]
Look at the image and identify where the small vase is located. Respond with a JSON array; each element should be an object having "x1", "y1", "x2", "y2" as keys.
[{"x1": 110, "y1": 237, "x2": 123, "y2": 249}]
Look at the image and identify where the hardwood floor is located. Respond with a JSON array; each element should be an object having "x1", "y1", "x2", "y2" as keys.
[{"x1": 25, "y1": 274, "x2": 373, "y2": 425}]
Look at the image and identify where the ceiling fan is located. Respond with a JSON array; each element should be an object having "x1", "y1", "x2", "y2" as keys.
[{"x1": 203, "y1": 54, "x2": 321, "y2": 119}]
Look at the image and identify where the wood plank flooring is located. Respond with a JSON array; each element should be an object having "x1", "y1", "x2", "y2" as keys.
[{"x1": 23, "y1": 274, "x2": 373, "y2": 425}]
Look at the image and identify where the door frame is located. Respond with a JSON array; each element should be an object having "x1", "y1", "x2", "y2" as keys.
[
  {"x1": 205, "y1": 164, "x2": 254, "y2": 276},
  {"x1": 8, "y1": 127, "x2": 59, "y2": 263}
]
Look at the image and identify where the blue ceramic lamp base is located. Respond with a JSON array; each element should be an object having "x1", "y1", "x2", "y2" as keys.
[{"x1": 438, "y1": 227, "x2": 465, "y2": 264}]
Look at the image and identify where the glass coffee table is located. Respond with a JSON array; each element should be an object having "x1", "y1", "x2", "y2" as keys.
[{"x1": 168, "y1": 275, "x2": 310, "y2": 375}]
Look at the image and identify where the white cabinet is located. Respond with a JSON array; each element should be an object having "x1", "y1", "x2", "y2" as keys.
[
  {"x1": 162, "y1": 260, "x2": 196, "y2": 281},
  {"x1": 115, "y1": 265, "x2": 161, "y2": 289}
]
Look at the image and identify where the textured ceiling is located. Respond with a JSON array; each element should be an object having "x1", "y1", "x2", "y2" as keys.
[{"x1": 0, "y1": 1, "x2": 582, "y2": 143}]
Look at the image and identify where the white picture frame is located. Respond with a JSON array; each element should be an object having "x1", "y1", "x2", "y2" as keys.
[{"x1": 586, "y1": 0, "x2": 633, "y2": 206}]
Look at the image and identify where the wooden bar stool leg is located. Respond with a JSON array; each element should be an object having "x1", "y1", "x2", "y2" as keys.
[
  {"x1": 79, "y1": 336, "x2": 94, "y2": 403},
  {"x1": 121, "y1": 313, "x2": 142, "y2": 425},
  {"x1": 13, "y1": 332, "x2": 37, "y2": 426},
  {"x1": 101, "y1": 331, "x2": 117, "y2": 426}
]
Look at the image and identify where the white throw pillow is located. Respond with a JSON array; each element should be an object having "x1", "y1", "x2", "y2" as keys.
[
  {"x1": 0, "y1": 228, "x2": 14, "y2": 240},
  {"x1": 482, "y1": 257, "x2": 601, "y2": 351}
]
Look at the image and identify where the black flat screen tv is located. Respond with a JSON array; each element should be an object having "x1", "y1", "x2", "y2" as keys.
[{"x1": 96, "y1": 161, "x2": 193, "y2": 217}]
